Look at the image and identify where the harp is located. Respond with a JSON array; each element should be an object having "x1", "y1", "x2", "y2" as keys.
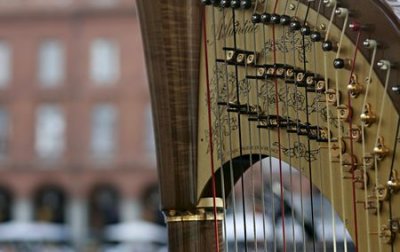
[{"x1": 137, "y1": 0, "x2": 400, "y2": 251}]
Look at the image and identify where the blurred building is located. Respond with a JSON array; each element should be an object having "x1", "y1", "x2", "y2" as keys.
[{"x1": 0, "y1": 0, "x2": 157, "y2": 247}]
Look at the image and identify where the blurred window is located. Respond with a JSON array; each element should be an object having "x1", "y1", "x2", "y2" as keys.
[
  {"x1": 35, "y1": 105, "x2": 65, "y2": 159},
  {"x1": 38, "y1": 40, "x2": 65, "y2": 86},
  {"x1": 0, "y1": 187, "x2": 12, "y2": 222},
  {"x1": 89, "y1": 185, "x2": 120, "y2": 232},
  {"x1": 34, "y1": 186, "x2": 65, "y2": 223},
  {"x1": 0, "y1": 41, "x2": 11, "y2": 87},
  {"x1": 0, "y1": 109, "x2": 9, "y2": 158},
  {"x1": 91, "y1": 104, "x2": 117, "y2": 159},
  {"x1": 90, "y1": 39, "x2": 120, "y2": 84}
]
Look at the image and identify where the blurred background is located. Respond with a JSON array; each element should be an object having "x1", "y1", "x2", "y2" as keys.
[{"x1": 0, "y1": 0, "x2": 165, "y2": 251}]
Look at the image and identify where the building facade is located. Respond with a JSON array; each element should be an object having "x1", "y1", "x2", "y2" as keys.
[{"x1": 0, "y1": 0, "x2": 157, "y2": 246}]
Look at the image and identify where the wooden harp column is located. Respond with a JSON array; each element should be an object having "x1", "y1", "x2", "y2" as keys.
[{"x1": 138, "y1": 0, "x2": 400, "y2": 251}]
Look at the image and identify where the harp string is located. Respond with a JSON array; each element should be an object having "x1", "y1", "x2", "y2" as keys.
[
  {"x1": 240, "y1": 6, "x2": 257, "y2": 250},
  {"x1": 280, "y1": 1, "x2": 299, "y2": 251},
  {"x1": 211, "y1": 6, "x2": 229, "y2": 250},
  {"x1": 360, "y1": 38, "x2": 377, "y2": 252},
  {"x1": 387, "y1": 117, "x2": 400, "y2": 252},
  {"x1": 271, "y1": 0, "x2": 289, "y2": 250},
  {"x1": 322, "y1": 1, "x2": 338, "y2": 251},
  {"x1": 311, "y1": 1, "x2": 327, "y2": 251},
  {"x1": 202, "y1": 7, "x2": 221, "y2": 252},
  {"x1": 251, "y1": 0, "x2": 270, "y2": 250},
  {"x1": 253, "y1": 1, "x2": 268, "y2": 251},
  {"x1": 333, "y1": 7, "x2": 350, "y2": 252},
  {"x1": 298, "y1": 2, "x2": 318, "y2": 252},
  {"x1": 346, "y1": 29, "x2": 362, "y2": 252},
  {"x1": 230, "y1": 9, "x2": 250, "y2": 251},
  {"x1": 373, "y1": 60, "x2": 392, "y2": 252},
  {"x1": 260, "y1": 1, "x2": 279, "y2": 251},
  {"x1": 221, "y1": 7, "x2": 239, "y2": 251}
]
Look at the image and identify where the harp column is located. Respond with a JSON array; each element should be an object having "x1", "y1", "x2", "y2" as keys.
[{"x1": 137, "y1": 0, "x2": 224, "y2": 251}]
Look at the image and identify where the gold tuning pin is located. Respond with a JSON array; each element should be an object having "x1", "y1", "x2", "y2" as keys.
[
  {"x1": 369, "y1": 224, "x2": 395, "y2": 244},
  {"x1": 363, "y1": 153, "x2": 375, "y2": 169},
  {"x1": 337, "y1": 104, "x2": 352, "y2": 122},
  {"x1": 360, "y1": 103, "x2": 376, "y2": 127},
  {"x1": 347, "y1": 74, "x2": 363, "y2": 97},
  {"x1": 326, "y1": 89, "x2": 339, "y2": 106},
  {"x1": 375, "y1": 184, "x2": 389, "y2": 201},
  {"x1": 373, "y1": 136, "x2": 389, "y2": 160},
  {"x1": 387, "y1": 170, "x2": 400, "y2": 192}
]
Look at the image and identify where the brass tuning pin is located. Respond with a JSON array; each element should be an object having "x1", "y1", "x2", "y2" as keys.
[
  {"x1": 387, "y1": 170, "x2": 400, "y2": 192},
  {"x1": 347, "y1": 74, "x2": 363, "y2": 97},
  {"x1": 373, "y1": 136, "x2": 389, "y2": 160},
  {"x1": 360, "y1": 103, "x2": 376, "y2": 127}
]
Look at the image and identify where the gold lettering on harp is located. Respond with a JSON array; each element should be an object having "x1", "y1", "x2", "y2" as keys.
[{"x1": 208, "y1": 17, "x2": 259, "y2": 45}]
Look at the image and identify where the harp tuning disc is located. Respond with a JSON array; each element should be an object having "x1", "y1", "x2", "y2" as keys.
[
  {"x1": 270, "y1": 14, "x2": 281, "y2": 24},
  {"x1": 322, "y1": 40, "x2": 337, "y2": 52},
  {"x1": 231, "y1": 0, "x2": 241, "y2": 8},
  {"x1": 392, "y1": 85, "x2": 400, "y2": 94},
  {"x1": 360, "y1": 103, "x2": 376, "y2": 126},
  {"x1": 349, "y1": 21, "x2": 361, "y2": 32},
  {"x1": 373, "y1": 136, "x2": 389, "y2": 160},
  {"x1": 201, "y1": 0, "x2": 212, "y2": 5},
  {"x1": 347, "y1": 74, "x2": 363, "y2": 97},
  {"x1": 300, "y1": 26, "x2": 311, "y2": 36},
  {"x1": 377, "y1": 60, "x2": 391, "y2": 71},
  {"x1": 335, "y1": 8, "x2": 349, "y2": 18},
  {"x1": 220, "y1": 0, "x2": 231, "y2": 8},
  {"x1": 387, "y1": 170, "x2": 400, "y2": 192},
  {"x1": 323, "y1": 0, "x2": 336, "y2": 8},
  {"x1": 310, "y1": 31, "x2": 322, "y2": 42},
  {"x1": 252, "y1": 13, "x2": 262, "y2": 24},
  {"x1": 363, "y1": 39, "x2": 377, "y2": 49},
  {"x1": 240, "y1": 0, "x2": 252, "y2": 9},
  {"x1": 289, "y1": 20, "x2": 301, "y2": 31},
  {"x1": 260, "y1": 12, "x2": 271, "y2": 24},
  {"x1": 379, "y1": 224, "x2": 396, "y2": 244},
  {"x1": 280, "y1": 15, "x2": 291, "y2": 25}
]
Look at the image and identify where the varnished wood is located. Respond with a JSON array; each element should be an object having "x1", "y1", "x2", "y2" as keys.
[{"x1": 137, "y1": 0, "x2": 202, "y2": 211}]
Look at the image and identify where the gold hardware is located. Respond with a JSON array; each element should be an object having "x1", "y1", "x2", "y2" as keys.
[
  {"x1": 226, "y1": 50, "x2": 235, "y2": 61},
  {"x1": 276, "y1": 67, "x2": 285, "y2": 77},
  {"x1": 347, "y1": 74, "x2": 363, "y2": 97},
  {"x1": 375, "y1": 184, "x2": 389, "y2": 201},
  {"x1": 330, "y1": 140, "x2": 346, "y2": 158},
  {"x1": 296, "y1": 72, "x2": 305, "y2": 82},
  {"x1": 363, "y1": 154, "x2": 375, "y2": 169},
  {"x1": 342, "y1": 153, "x2": 357, "y2": 172},
  {"x1": 165, "y1": 198, "x2": 224, "y2": 223},
  {"x1": 360, "y1": 103, "x2": 376, "y2": 127},
  {"x1": 257, "y1": 67, "x2": 265, "y2": 77},
  {"x1": 246, "y1": 54, "x2": 255, "y2": 65},
  {"x1": 380, "y1": 224, "x2": 395, "y2": 244},
  {"x1": 387, "y1": 170, "x2": 400, "y2": 192},
  {"x1": 236, "y1": 53, "x2": 245, "y2": 63},
  {"x1": 286, "y1": 68, "x2": 294, "y2": 78},
  {"x1": 373, "y1": 136, "x2": 389, "y2": 160},
  {"x1": 267, "y1": 67, "x2": 275, "y2": 75},
  {"x1": 306, "y1": 76, "x2": 314, "y2": 86},
  {"x1": 326, "y1": 89, "x2": 339, "y2": 105},
  {"x1": 316, "y1": 80, "x2": 326, "y2": 92},
  {"x1": 354, "y1": 168, "x2": 368, "y2": 189},
  {"x1": 365, "y1": 199, "x2": 380, "y2": 215},
  {"x1": 350, "y1": 125, "x2": 362, "y2": 142},
  {"x1": 337, "y1": 104, "x2": 352, "y2": 121}
]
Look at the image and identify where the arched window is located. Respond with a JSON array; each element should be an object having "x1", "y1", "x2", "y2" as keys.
[
  {"x1": 33, "y1": 186, "x2": 66, "y2": 223},
  {"x1": 89, "y1": 185, "x2": 120, "y2": 232},
  {"x1": 0, "y1": 186, "x2": 12, "y2": 222}
]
